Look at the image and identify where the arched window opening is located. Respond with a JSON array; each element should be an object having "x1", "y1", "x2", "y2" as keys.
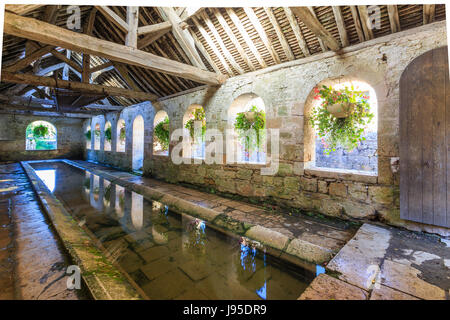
[
  {"x1": 26, "y1": 121, "x2": 57, "y2": 151},
  {"x1": 115, "y1": 184, "x2": 125, "y2": 218},
  {"x1": 228, "y1": 94, "x2": 266, "y2": 164},
  {"x1": 116, "y1": 119, "x2": 126, "y2": 152},
  {"x1": 153, "y1": 110, "x2": 169, "y2": 156},
  {"x1": 132, "y1": 115, "x2": 145, "y2": 171},
  {"x1": 85, "y1": 126, "x2": 91, "y2": 149},
  {"x1": 104, "y1": 122, "x2": 112, "y2": 151},
  {"x1": 310, "y1": 80, "x2": 378, "y2": 173},
  {"x1": 94, "y1": 123, "x2": 101, "y2": 150},
  {"x1": 183, "y1": 105, "x2": 206, "y2": 159}
]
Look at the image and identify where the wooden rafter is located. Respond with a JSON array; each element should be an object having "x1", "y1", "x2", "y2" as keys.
[
  {"x1": 357, "y1": 5, "x2": 374, "y2": 40},
  {"x1": 192, "y1": 16, "x2": 234, "y2": 75},
  {"x1": 350, "y1": 6, "x2": 365, "y2": 42},
  {"x1": 3, "y1": 12, "x2": 226, "y2": 85},
  {"x1": 158, "y1": 7, "x2": 207, "y2": 70},
  {"x1": 332, "y1": 6, "x2": 349, "y2": 47},
  {"x1": 213, "y1": 9, "x2": 256, "y2": 71},
  {"x1": 5, "y1": 4, "x2": 45, "y2": 15},
  {"x1": 50, "y1": 49, "x2": 83, "y2": 74},
  {"x1": 199, "y1": 11, "x2": 244, "y2": 74},
  {"x1": 137, "y1": 21, "x2": 172, "y2": 36},
  {"x1": 226, "y1": 8, "x2": 267, "y2": 68},
  {"x1": 244, "y1": 7, "x2": 281, "y2": 64},
  {"x1": 387, "y1": 5, "x2": 401, "y2": 33},
  {"x1": 283, "y1": 7, "x2": 310, "y2": 57},
  {"x1": 290, "y1": 7, "x2": 340, "y2": 52},
  {"x1": 1, "y1": 72, "x2": 158, "y2": 101},
  {"x1": 264, "y1": 7, "x2": 294, "y2": 61},
  {"x1": 308, "y1": 7, "x2": 327, "y2": 52},
  {"x1": 188, "y1": 29, "x2": 222, "y2": 74},
  {"x1": 96, "y1": 6, "x2": 128, "y2": 33},
  {"x1": 3, "y1": 45, "x2": 54, "y2": 72},
  {"x1": 423, "y1": 5, "x2": 436, "y2": 25},
  {"x1": 125, "y1": 7, "x2": 139, "y2": 48}
]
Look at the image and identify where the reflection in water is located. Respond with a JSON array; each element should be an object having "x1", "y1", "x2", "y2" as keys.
[
  {"x1": 35, "y1": 169, "x2": 56, "y2": 192},
  {"x1": 115, "y1": 185, "x2": 125, "y2": 218},
  {"x1": 131, "y1": 192, "x2": 143, "y2": 230},
  {"x1": 30, "y1": 161, "x2": 316, "y2": 300},
  {"x1": 316, "y1": 265, "x2": 326, "y2": 276}
]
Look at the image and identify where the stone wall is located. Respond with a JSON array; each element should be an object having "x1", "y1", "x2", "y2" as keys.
[
  {"x1": 0, "y1": 114, "x2": 84, "y2": 162},
  {"x1": 315, "y1": 132, "x2": 378, "y2": 172},
  {"x1": 85, "y1": 21, "x2": 449, "y2": 236}
]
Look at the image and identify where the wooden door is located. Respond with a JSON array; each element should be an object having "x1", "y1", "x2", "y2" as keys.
[{"x1": 400, "y1": 46, "x2": 449, "y2": 228}]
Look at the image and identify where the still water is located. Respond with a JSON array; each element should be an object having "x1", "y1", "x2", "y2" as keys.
[{"x1": 31, "y1": 161, "x2": 317, "y2": 300}]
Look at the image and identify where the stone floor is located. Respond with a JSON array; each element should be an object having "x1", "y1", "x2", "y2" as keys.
[
  {"x1": 299, "y1": 223, "x2": 450, "y2": 300},
  {"x1": 0, "y1": 163, "x2": 89, "y2": 300}
]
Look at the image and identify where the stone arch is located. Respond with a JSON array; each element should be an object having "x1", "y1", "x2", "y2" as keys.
[
  {"x1": 227, "y1": 93, "x2": 266, "y2": 163},
  {"x1": 183, "y1": 104, "x2": 205, "y2": 159},
  {"x1": 116, "y1": 118, "x2": 126, "y2": 152},
  {"x1": 104, "y1": 121, "x2": 112, "y2": 151},
  {"x1": 25, "y1": 120, "x2": 57, "y2": 150},
  {"x1": 132, "y1": 115, "x2": 145, "y2": 171},
  {"x1": 304, "y1": 76, "x2": 380, "y2": 172},
  {"x1": 153, "y1": 110, "x2": 169, "y2": 156}
]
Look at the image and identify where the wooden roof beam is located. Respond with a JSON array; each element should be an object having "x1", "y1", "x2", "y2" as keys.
[
  {"x1": 188, "y1": 29, "x2": 223, "y2": 74},
  {"x1": 264, "y1": 7, "x2": 294, "y2": 61},
  {"x1": 283, "y1": 7, "x2": 310, "y2": 57},
  {"x1": 3, "y1": 12, "x2": 226, "y2": 85},
  {"x1": 3, "y1": 44, "x2": 54, "y2": 73},
  {"x1": 307, "y1": 7, "x2": 327, "y2": 52},
  {"x1": 387, "y1": 5, "x2": 401, "y2": 33},
  {"x1": 199, "y1": 11, "x2": 244, "y2": 74},
  {"x1": 423, "y1": 5, "x2": 436, "y2": 25},
  {"x1": 137, "y1": 21, "x2": 172, "y2": 36},
  {"x1": 332, "y1": 6, "x2": 349, "y2": 47},
  {"x1": 1, "y1": 71, "x2": 158, "y2": 101},
  {"x1": 192, "y1": 16, "x2": 234, "y2": 75},
  {"x1": 96, "y1": 6, "x2": 129, "y2": 33},
  {"x1": 350, "y1": 6, "x2": 365, "y2": 42},
  {"x1": 214, "y1": 9, "x2": 256, "y2": 70},
  {"x1": 357, "y1": 5, "x2": 374, "y2": 40},
  {"x1": 290, "y1": 7, "x2": 341, "y2": 52},
  {"x1": 158, "y1": 7, "x2": 207, "y2": 70},
  {"x1": 225, "y1": 8, "x2": 267, "y2": 68},
  {"x1": 5, "y1": 4, "x2": 45, "y2": 15},
  {"x1": 244, "y1": 7, "x2": 281, "y2": 64},
  {"x1": 125, "y1": 6, "x2": 139, "y2": 48}
]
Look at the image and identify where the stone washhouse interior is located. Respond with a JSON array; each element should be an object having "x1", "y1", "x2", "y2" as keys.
[{"x1": 0, "y1": 3, "x2": 449, "y2": 302}]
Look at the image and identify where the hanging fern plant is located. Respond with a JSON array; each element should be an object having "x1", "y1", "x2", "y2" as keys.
[
  {"x1": 310, "y1": 85, "x2": 374, "y2": 155},
  {"x1": 85, "y1": 129, "x2": 91, "y2": 141},
  {"x1": 185, "y1": 108, "x2": 206, "y2": 142},
  {"x1": 119, "y1": 127, "x2": 126, "y2": 142},
  {"x1": 33, "y1": 124, "x2": 49, "y2": 138},
  {"x1": 105, "y1": 127, "x2": 112, "y2": 142},
  {"x1": 154, "y1": 117, "x2": 170, "y2": 151},
  {"x1": 234, "y1": 105, "x2": 266, "y2": 152}
]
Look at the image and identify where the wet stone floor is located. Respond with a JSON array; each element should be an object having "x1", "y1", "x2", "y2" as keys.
[
  {"x1": 0, "y1": 163, "x2": 89, "y2": 300},
  {"x1": 31, "y1": 161, "x2": 318, "y2": 300}
]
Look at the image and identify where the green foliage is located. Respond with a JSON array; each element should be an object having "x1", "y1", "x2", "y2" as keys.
[
  {"x1": 185, "y1": 108, "x2": 206, "y2": 141},
  {"x1": 105, "y1": 127, "x2": 112, "y2": 142},
  {"x1": 310, "y1": 85, "x2": 374, "y2": 154},
  {"x1": 154, "y1": 117, "x2": 170, "y2": 151},
  {"x1": 32, "y1": 124, "x2": 49, "y2": 138},
  {"x1": 85, "y1": 130, "x2": 91, "y2": 141},
  {"x1": 234, "y1": 105, "x2": 266, "y2": 152},
  {"x1": 119, "y1": 127, "x2": 126, "y2": 141}
]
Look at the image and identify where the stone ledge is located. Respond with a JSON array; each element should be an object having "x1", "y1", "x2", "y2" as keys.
[
  {"x1": 305, "y1": 167, "x2": 378, "y2": 184},
  {"x1": 21, "y1": 161, "x2": 144, "y2": 300},
  {"x1": 298, "y1": 274, "x2": 368, "y2": 300}
]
